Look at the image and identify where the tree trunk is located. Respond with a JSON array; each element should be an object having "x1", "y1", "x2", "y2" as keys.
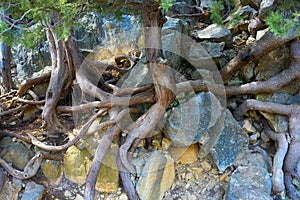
[
  {"x1": 0, "y1": 41, "x2": 13, "y2": 93},
  {"x1": 41, "y1": 14, "x2": 76, "y2": 132},
  {"x1": 0, "y1": 10, "x2": 14, "y2": 94}
]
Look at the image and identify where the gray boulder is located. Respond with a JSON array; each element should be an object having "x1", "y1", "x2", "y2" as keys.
[
  {"x1": 21, "y1": 182, "x2": 45, "y2": 200},
  {"x1": 136, "y1": 151, "x2": 175, "y2": 200},
  {"x1": 2, "y1": 141, "x2": 34, "y2": 170},
  {"x1": 193, "y1": 24, "x2": 232, "y2": 46},
  {"x1": 225, "y1": 166, "x2": 272, "y2": 200},
  {"x1": 259, "y1": 0, "x2": 275, "y2": 19},
  {"x1": 165, "y1": 92, "x2": 222, "y2": 146},
  {"x1": 162, "y1": 17, "x2": 188, "y2": 69},
  {"x1": 209, "y1": 110, "x2": 248, "y2": 172}
]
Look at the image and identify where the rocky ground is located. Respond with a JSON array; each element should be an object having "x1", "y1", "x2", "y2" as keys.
[{"x1": 1, "y1": 0, "x2": 300, "y2": 199}]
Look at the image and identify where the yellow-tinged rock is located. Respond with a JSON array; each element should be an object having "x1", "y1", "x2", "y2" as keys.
[
  {"x1": 168, "y1": 143, "x2": 199, "y2": 164},
  {"x1": 136, "y1": 151, "x2": 175, "y2": 200},
  {"x1": 64, "y1": 144, "x2": 119, "y2": 193},
  {"x1": 41, "y1": 160, "x2": 63, "y2": 185}
]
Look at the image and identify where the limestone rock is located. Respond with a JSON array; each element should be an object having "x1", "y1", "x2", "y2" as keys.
[
  {"x1": 209, "y1": 110, "x2": 248, "y2": 172},
  {"x1": 193, "y1": 24, "x2": 232, "y2": 45},
  {"x1": 136, "y1": 151, "x2": 175, "y2": 200},
  {"x1": 0, "y1": 136, "x2": 14, "y2": 148},
  {"x1": 2, "y1": 142, "x2": 34, "y2": 170},
  {"x1": 199, "y1": 41, "x2": 225, "y2": 59},
  {"x1": 168, "y1": 2, "x2": 194, "y2": 15},
  {"x1": 235, "y1": 146, "x2": 272, "y2": 172},
  {"x1": 165, "y1": 92, "x2": 222, "y2": 146},
  {"x1": 120, "y1": 62, "x2": 151, "y2": 88},
  {"x1": 254, "y1": 43, "x2": 289, "y2": 81},
  {"x1": 23, "y1": 105, "x2": 40, "y2": 121},
  {"x1": 41, "y1": 160, "x2": 63, "y2": 185},
  {"x1": 242, "y1": 119, "x2": 256, "y2": 134},
  {"x1": 0, "y1": 179, "x2": 22, "y2": 200},
  {"x1": 259, "y1": 0, "x2": 275, "y2": 19},
  {"x1": 259, "y1": 111, "x2": 288, "y2": 133},
  {"x1": 21, "y1": 182, "x2": 45, "y2": 200},
  {"x1": 162, "y1": 17, "x2": 188, "y2": 69},
  {"x1": 225, "y1": 166, "x2": 272, "y2": 200},
  {"x1": 184, "y1": 40, "x2": 218, "y2": 69},
  {"x1": 64, "y1": 146, "x2": 91, "y2": 184},
  {"x1": 64, "y1": 145, "x2": 119, "y2": 193},
  {"x1": 168, "y1": 143, "x2": 199, "y2": 164},
  {"x1": 92, "y1": 143, "x2": 119, "y2": 193}
]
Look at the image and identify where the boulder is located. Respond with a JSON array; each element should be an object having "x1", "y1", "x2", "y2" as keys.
[
  {"x1": 0, "y1": 179, "x2": 22, "y2": 200},
  {"x1": 193, "y1": 24, "x2": 232, "y2": 46},
  {"x1": 235, "y1": 147, "x2": 272, "y2": 172},
  {"x1": 21, "y1": 182, "x2": 45, "y2": 200},
  {"x1": 259, "y1": 0, "x2": 275, "y2": 19},
  {"x1": 209, "y1": 110, "x2": 248, "y2": 172},
  {"x1": 254, "y1": 43, "x2": 289, "y2": 81},
  {"x1": 136, "y1": 151, "x2": 175, "y2": 200},
  {"x1": 168, "y1": 2, "x2": 194, "y2": 15},
  {"x1": 164, "y1": 92, "x2": 222, "y2": 146},
  {"x1": 41, "y1": 160, "x2": 63, "y2": 185},
  {"x1": 64, "y1": 145, "x2": 119, "y2": 193},
  {"x1": 225, "y1": 166, "x2": 272, "y2": 200},
  {"x1": 162, "y1": 17, "x2": 188, "y2": 69},
  {"x1": 2, "y1": 142, "x2": 34, "y2": 170},
  {"x1": 199, "y1": 41, "x2": 225, "y2": 59},
  {"x1": 168, "y1": 143, "x2": 199, "y2": 164}
]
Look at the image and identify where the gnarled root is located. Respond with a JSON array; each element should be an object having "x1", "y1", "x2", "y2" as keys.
[
  {"x1": 0, "y1": 152, "x2": 43, "y2": 180},
  {"x1": 284, "y1": 110, "x2": 300, "y2": 200},
  {"x1": 262, "y1": 119, "x2": 288, "y2": 194}
]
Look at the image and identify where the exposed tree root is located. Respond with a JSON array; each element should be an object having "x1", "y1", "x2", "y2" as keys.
[
  {"x1": 17, "y1": 71, "x2": 51, "y2": 97},
  {"x1": 220, "y1": 31, "x2": 299, "y2": 83},
  {"x1": 117, "y1": 136, "x2": 139, "y2": 200},
  {"x1": 0, "y1": 152, "x2": 43, "y2": 180},
  {"x1": 57, "y1": 91, "x2": 154, "y2": 113},
  {"x1": 27, "y1": 109, "x2": 107, "y2": 152},
  {"x1": 85, "y1": 125, "x2": 121, "y2": 200},
  {"x1": 235, "y1": 99, "x2": 300, "y2": 199},
  {"x1": 262, "y1": 119, "x2": 288, "y2": 194},
  {"x1": 225, "y1": 63, "x2": 300, "y2": 97},
  {"x1": 1, "y1": 131, "x2": 31, "y2": 143}
]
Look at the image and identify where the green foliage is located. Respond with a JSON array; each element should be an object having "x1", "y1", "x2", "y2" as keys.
[
  {"x1": 210, "y1": 0, "x2": 223, "y2": 25},
  {"x1": 228, "y1": 13, "x2": 246, "y2": 27},
  {"x1": 265, "y1": 11, "x2": 299, "y2": 38},
  {"x1": 0, "y1": 21, "x2": 17, "y2": 46},
  {"x1": 0, "y1": 0, "x2": 89, "y2": 47},
  {"x1": 157, "y1": 0, "x2": 175, "y2": 11}
]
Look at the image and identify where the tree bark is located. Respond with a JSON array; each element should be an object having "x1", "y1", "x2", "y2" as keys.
[
  {"x1": 0, "y1": 10, "x2": 14, "y2": 94},
  {"x1": 0, "y1": 41, "x2": 13, "y2": 93}
]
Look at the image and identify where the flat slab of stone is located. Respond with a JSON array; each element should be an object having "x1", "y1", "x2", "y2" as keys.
[
  {"x1": 136, "y1": 151, "x2": 175, "y2": 200},
  {"x1": 165, "y1": 92, "x2": 222, "y2": 146},
  {"x1": 209, "y1": 110, "x2": 248, "y2": 172},
  {"x1": 21, "y1": 182, "x2": 45, "y2": 200},
  {"x1": 225, "y1": 166, "x2": 272, "y2": 200}
]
